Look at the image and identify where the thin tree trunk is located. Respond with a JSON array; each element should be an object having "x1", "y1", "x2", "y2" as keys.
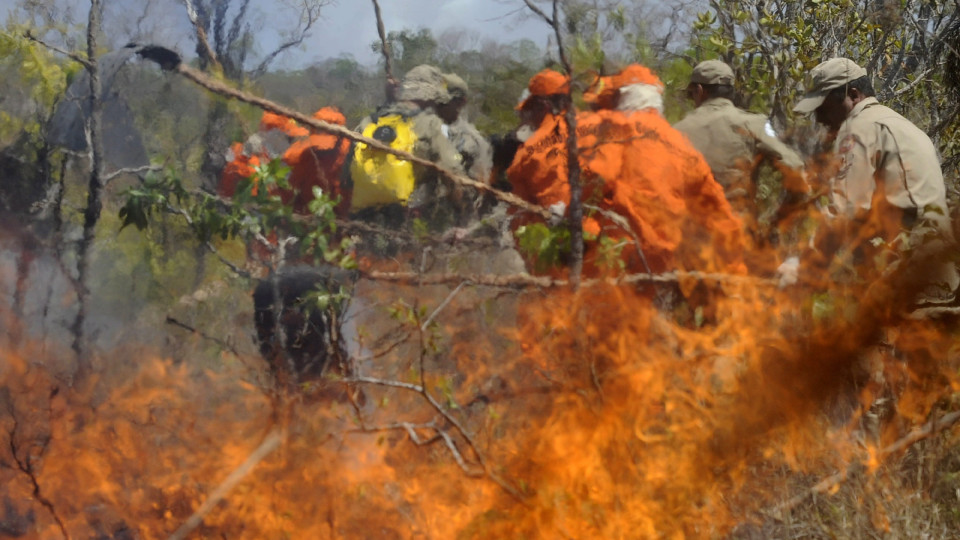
[{"x1": 71, "y1": 0, "x2": 104, "y2": 374}]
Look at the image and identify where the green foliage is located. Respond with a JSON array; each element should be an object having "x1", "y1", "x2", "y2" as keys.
[
  {"x1": 515, "y1": 222, "x2": 571, "y2": 273},
  {"x1": 119, "y1": 161, "x2": 355, "y2": 270},
  {"x1": 0, "y1": 25, "x2": 78, "y2": 144},
  {"x1": 594, "y1": 235, "x2": 627, "y2": 273}
]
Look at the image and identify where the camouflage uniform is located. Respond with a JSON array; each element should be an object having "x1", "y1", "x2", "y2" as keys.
[
  {"x1": 674, "y1": 60, "x2": 806, "y2": 215},
  {"x1": 442, "y1": 73, "x2": 493, "y2": 183},
  {"x1": 354, "y1": 65, "x2": 467, "y2": 228}
]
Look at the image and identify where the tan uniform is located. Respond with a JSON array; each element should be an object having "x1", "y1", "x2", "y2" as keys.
[
  {"x1": 830, "y1": 97, "x2": 958, "y2": 299},
  {"x1": 674, "y1": 98, "x2": 805, "y2": 206},
  {"x1": 446, "y1": 117, "x2": 493, "y2": 183}
]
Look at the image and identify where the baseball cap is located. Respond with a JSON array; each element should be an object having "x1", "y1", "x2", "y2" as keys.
[
  {"x1": 690, "y1": 60, "x2": 735, "y2": 85},
  {"x1": 793, "y1": 58, "x2": 867, "y2": 113}
]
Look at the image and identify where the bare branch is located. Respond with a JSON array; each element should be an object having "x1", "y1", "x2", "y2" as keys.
[
  {"x1": 165, "y1": 316, "x2": 240, "y2": 356},
  {"x1": 103, "y1": 165, "x2": 162, "y2": 183},
  {"x1": 371, "y1": 0, "x2": 399, "y2": 100},
  {"x1": 179, "y1": 0, "x2": 221, "y2": 70},
  {"x1": 364, "y1": 269, "x2": 777, "y2": 289},
  {"x1": 421, "y1": 281, "x2": 471, "y2": 331},
  {"x1": 252, "y1": 0, "x2": 325, "y2": 78},
  {"x1": 152, "y1": 57, "x2": 553, "y2": 220},
  {"x1": 771, "y1": 409, "x2": 960, "y2": 516},
  {"x1": 23, "y1": 30, "x2": 92, "y2": 68},
  {"x1": 168, "y1": 429, "x2": 283, "y2": 540},
  {"x1": 345, "y1": 376, "x2": 424, "y2": 393},
  {"x1": 5, "y1": 399, "x2": 70, "y2": 539}
]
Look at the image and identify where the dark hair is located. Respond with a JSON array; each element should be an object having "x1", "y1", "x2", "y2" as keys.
[
  {"x1": 827, "y1": 75, "x2": 876, "y2": 100},
  {"x1": 702, "y1": 83, "x2": 736, "y2": 101},
  {"x1": 848, "y1": 75, "x2": 875, "y2": 97}
]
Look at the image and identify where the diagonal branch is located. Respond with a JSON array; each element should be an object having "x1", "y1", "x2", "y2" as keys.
[
  {"x1": 179, "y1": 0, "x2": 221, "y2": 71},
  {"x1": 168, "y1": 429, "x2": 283, "y2": 540},
  {"x1": 137, "y1": 50, "x2": 552, "y2": 220},
  {"x1": 770, "y1": 409, "x2": 960, "y2": 517}
]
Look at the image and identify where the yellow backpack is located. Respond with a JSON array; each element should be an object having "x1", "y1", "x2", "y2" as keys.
[{"x1": 349, "y1": 114, "x2": 418, "y2": 211}]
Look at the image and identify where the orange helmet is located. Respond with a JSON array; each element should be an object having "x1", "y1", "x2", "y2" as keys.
[
  {"x1": 517, "y1": 69, "x2": 570, "y2": 110},
  {"x1": 260, "y1": 111, "x2": 308, "y2": 137},
  {"x1": 586, "y1": 64, "x2": 664, "y2": 111},
  {"x1": 312, "y1": 106, "x2": 346, "y2": 126}
]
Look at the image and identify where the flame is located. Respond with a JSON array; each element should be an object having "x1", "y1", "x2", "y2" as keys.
[{"x1": 2, "y1": 204, "x2": 959, "y2": 538}]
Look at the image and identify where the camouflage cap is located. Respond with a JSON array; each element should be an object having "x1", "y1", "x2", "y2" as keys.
[
  {"x1": 793, "y1": 58, "x2": 868, "y2": 113},
  {"x1": 398, "y1": 64, "x2": 451, "y2": 104},
  {"x1": 443, "y1": 73, "x2": 469, "y2": 101},
  {"x1": 690, "y1": 60, "x2": 735, "y2": 85}
]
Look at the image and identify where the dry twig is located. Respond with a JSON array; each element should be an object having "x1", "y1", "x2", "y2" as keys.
[
  {"x1": 771, "y1": 410, "x2": 960, "y2": 516},
  {"x1": 167, "y1": 429, "x2": 284, "y2": 540}
]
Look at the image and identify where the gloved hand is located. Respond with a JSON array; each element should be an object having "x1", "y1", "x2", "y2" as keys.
[
  {"x1": 547, "y1": 201, "x2": 567, "y2": 227},
  {"x1": 776, "y1": 256, "x2": 800, "y2": 288}
]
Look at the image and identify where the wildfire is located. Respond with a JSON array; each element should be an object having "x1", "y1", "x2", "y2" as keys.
[{"x1": 1, "y1": 224, "x2": 959, "y2": 539}]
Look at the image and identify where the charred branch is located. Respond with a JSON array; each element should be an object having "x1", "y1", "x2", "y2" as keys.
[
  {"x1": 70, "y1": 0, "x2": 106, "y2": 372},
  {"x1": 363, "y1": 269, "x2": 778, "y2": 289},
  {"x1": 165, "y1": 316, "x2": 240, "y2": 356},
  {"x1": 3, "y1": 399, "x2": 68, "y2": 539}
]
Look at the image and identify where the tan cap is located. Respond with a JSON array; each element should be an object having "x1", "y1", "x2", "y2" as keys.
[
  {"x1": 443, "y1": 73, "x2": 469, "y2": 101},
  {"x1": 793, "y1": 58, "x2": 867, "y2": 113},
  {"x1": 690, "y1": 60, "x2": 735, "y2": 85},
  {"x1": 398, "y1": 64, "x2": 451, "y2": 103}
]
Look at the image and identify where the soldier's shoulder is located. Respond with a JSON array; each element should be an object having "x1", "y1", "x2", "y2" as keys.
[{"x1": 673, "y1": 110, "x2": 705, "y2": 132}]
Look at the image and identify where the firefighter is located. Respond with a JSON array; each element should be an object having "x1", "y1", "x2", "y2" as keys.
[
  {"x1": 674, "y1": 60, "x2": 807, "y2": 263},
  {"x1": 281, "y1": 106, "x2": 352, "y2": 217},
  {"x1": 351, "y1": 64, "x2": 466, "y2": 229},
  {"x1": 578, "y1": 63, "x2": 747, "y2": 276},
  {"x1": 218, "y1": 111, "x2": 308, "y2": 199},
  {"x1": 674, "y1": 60, "x2": 807, "y2": 215},
  {"x1": 786, "y1": 57, "x2": 958, "y2": 303},
  {"x1": 506, "y1": 68, "x2": 573, "y2": 214},
  {"x1": 438, "y1": 72, "x2": 493, "y2": 184}
]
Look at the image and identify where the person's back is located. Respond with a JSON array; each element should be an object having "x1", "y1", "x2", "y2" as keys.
[
  {"x1": 674, "y1": 98, "x2": 802, "y2": 192},
  {"x1": 351, "y1": 65, "x2": 466, "y2": 230},
  {"x1": 674, "y1": 61, "x2": 806, "y2": 219},
  {"x1": 832, "y1": 99, "x2": 947, "y2": 227},
  {"x1": 282, "y1": 106, "x2": 352, "y2": 216},
  {"x1": 579, "y1": 70, "x2": 746, "y2": 275},
  {"x1": 790, "y1": 57, "x2": 958, "y2": 303}
]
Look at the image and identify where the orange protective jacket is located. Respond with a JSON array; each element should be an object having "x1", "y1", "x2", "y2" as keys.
[
  {"x1": 508, "y1": 110, "x2": 746, "y2": 275},
  {"x1": 218, "y1": 142, "x2": 262, "y2": 199}
]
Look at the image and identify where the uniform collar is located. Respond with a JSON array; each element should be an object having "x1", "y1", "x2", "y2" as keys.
[
  {"x1": 847, "y1": 96, "x2": 880, "y2": 120},
  {"x1": 699, "y1": 97, "x2": 735, "y2": 109}
]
